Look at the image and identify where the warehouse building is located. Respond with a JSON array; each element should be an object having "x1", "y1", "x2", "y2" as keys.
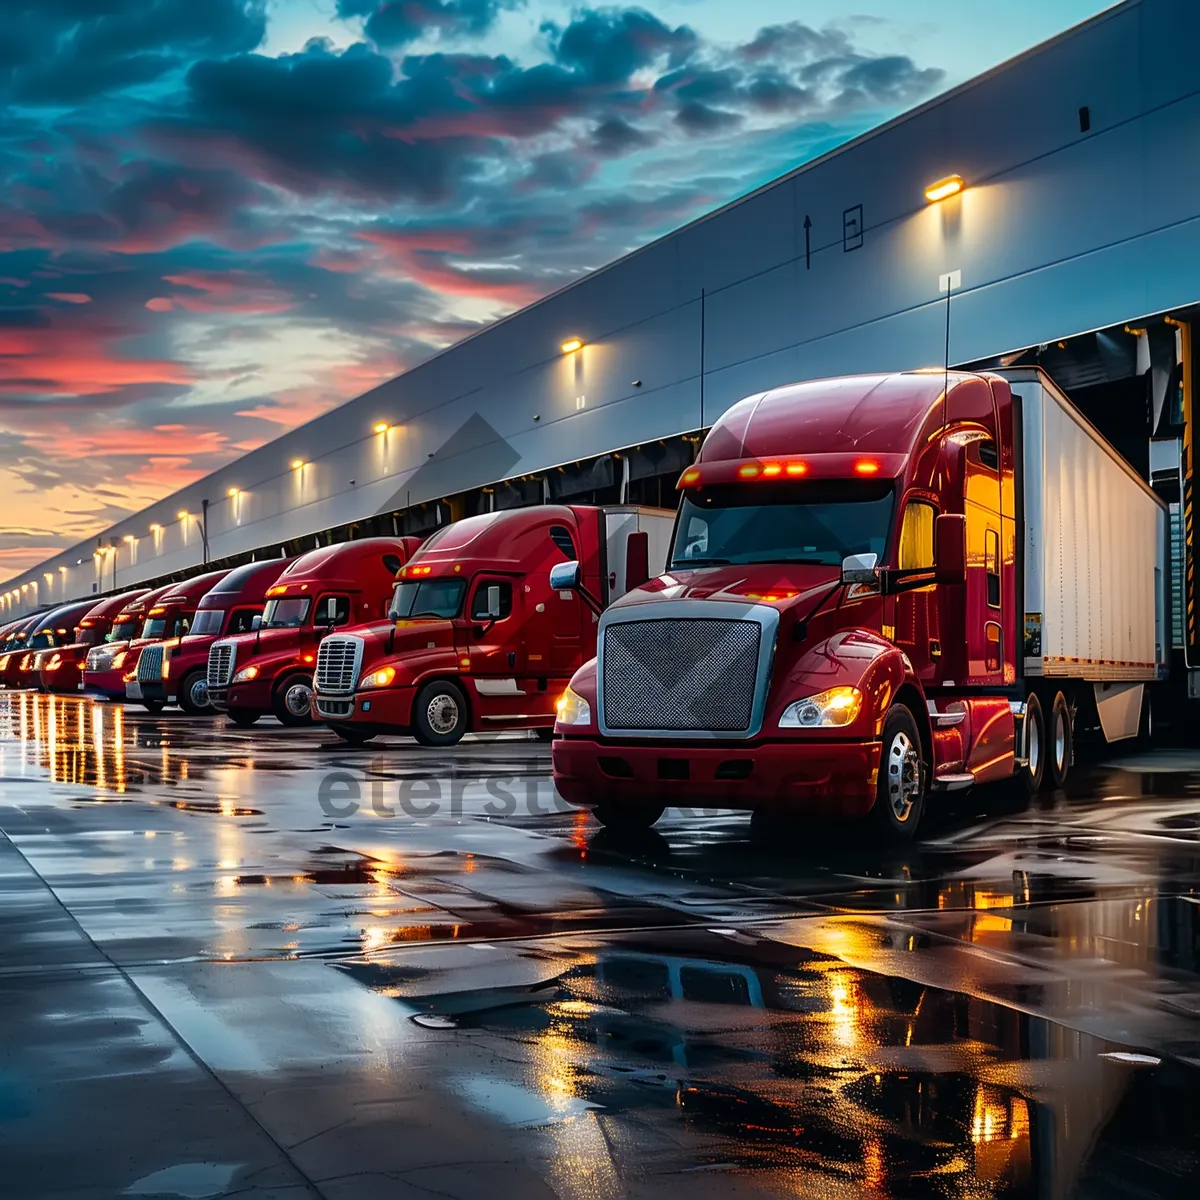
[{"x1": 5, "y1": 0, "x2": 1199, "y2": 662}]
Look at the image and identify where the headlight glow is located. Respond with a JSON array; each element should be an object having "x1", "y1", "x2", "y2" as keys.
[
  {"x1": 359, "y1": 665, "x2": 396, "y2": 689},
  {"x1": 779, "y1": 686, "x2": 863, "y2": 728},
  {"x1": 111, "y1": 651, "x2": 127, "y2": 669},
  {"x1": 46, "y1": 654, "x2": 61, "y2": 670},
  {"x1": 232, "y1": 665, "x2": 259, "y2": 682},
  {"x1": 555, "y1": 685, "x2": 592, "y2": 726}
]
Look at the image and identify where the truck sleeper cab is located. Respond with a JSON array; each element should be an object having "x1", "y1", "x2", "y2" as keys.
[
  {"x1": 39, "y1": 589, "x2": 150, "y2": 694},
  {"x1": 122, "y1": 569, "x2": 232, "y2": 712},
  {"x1": 136, "y1": 558, "x2": 289, "y2": 715},
  {"x1": 82, "y1": 585, "x2": 178, "y2": 699},
  {"x1": 313, "y1": 505, "x2": 673, "y2": 746},
  {"x1": 206, "y1": 538, "x2": 421, "y2": 728},
  {"x1": 552, "y1": 369, "x2": 1167, "y2": 840},
  {"x1": 0, "y1": 614, "x2": 48, "y2": 688}
]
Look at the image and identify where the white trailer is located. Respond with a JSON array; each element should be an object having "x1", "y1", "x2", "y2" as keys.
[{"x1": 1005, "y1": 368, "x2": 1168, "y2": 742}]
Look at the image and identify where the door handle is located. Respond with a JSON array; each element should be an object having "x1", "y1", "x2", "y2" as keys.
[{"x1": 508, "y1": 651, "x2": 515, "y2": 668}]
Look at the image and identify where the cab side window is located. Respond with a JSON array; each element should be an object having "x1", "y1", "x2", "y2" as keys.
[
  {"x1": 898, "y1": 500, "x2": 936, "y2": 570},
  {"x1": 471, "y1": 581, "x2": 513, "y2": 621},
  {"x1": 228, "y1": 609, "x2": 258, "y2": 635},
  {"x1": 315, "y1": 595, "x2": 351, "y2": 626}
]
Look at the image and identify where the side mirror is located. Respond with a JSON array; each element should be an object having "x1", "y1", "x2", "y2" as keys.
[
  {"x1": 934, "y1": 514, "x2": 968, "y2": 584},
  {"x1": 841, "y1": 552, "x2": 880, "y2": 586},
  {"x1": 485, "y1": 585, "x2": 502, "y2": 619},
  {"x1": 549, "y1": 560, "x2": 581, "y2": 591},
  {"x1": 250, "y1": 614, "x2": 262, "y2": 631}
]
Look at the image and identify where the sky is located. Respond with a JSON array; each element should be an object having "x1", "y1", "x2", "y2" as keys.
[{"x1": 0, "y1": 0, "x2": 1111, "y2": 584}]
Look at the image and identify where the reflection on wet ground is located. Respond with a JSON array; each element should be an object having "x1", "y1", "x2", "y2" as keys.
[{"x1": 1, "y1": 689, "x2": 1198, "y2": 1199}]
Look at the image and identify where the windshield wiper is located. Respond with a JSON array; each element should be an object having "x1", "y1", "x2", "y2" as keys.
[
  {"x1": 675, "y1": 556, "x2": 732, "y2": 566},
  {"x1": 773, "y1": 557, "x2": 833, "y2": 565}
]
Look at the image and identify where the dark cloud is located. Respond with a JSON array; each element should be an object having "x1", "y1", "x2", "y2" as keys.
[
  {"x1": 338, "y1": 0, "x2": 520, "y2": 49},
  {"x1": 674, "y1": 101, "x2": 741, "y2": 136},
  {"x1": 590, "y1": 116, "x2": 652, "y2": 156},
  {"x1": 739, "y1": 21, "x2": 849, "y2": 63},
  {"x1": 836, "y1": 55, "x2": 945, "y2": 104},
  {"x1": 547, "y1": 7, "x2": 698, "y2": 83},
  {"x1": 1, "y1": 0, "x2": 267, "y2": 105}
]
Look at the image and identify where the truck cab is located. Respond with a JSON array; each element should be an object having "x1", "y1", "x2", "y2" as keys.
[
  {"x1": 39, "y1": 589, "x2": 149, "y2": 693},
  {"x1": 83, "y1": 585, "x2": 178, "y2": 699},
  {"x1": 552, "y1": 370, "x2": 1166, "y2": 839},
  {"x1": 313, "y1": 505, "x2": 674, "y2": 746},
  {"x1": 0, "y1": 614, "x2": 47, "y2": 688},
  {"x1": 135, "y1": 558, "x2": 289, "y2": 715},
  {"x1": 120, "y1": 569, "x2": 231, "y2": 711},
  {"x1": 207, "y1": 538, "x2": 421, "y2": 727},
  {"x1": 1, "y1": 601, "x2": 97, "y2": 690}
]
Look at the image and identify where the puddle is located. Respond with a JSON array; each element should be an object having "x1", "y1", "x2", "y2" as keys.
[
  {"x1": 125, "y1": 1162, "x2": 242, "y2": 1198},
  {"x1": 455, "y1": 1076, "x2": 602, "y2": 1127}
]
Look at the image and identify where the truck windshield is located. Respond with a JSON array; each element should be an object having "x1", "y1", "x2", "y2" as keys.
[
  {"x1": 190, "y1": 609, "x2": 224, "y2": 637},
  {"x1": 108, "y1": 618, "x2": 138, "y2": 642},
  {"x1": 77, "y1": 627, "x2": 101, "y2": 646},
  {"x1": 672, "y1": 482, "x2": 894, "y2": 568},
  {"x1": 141, "y1": 614, "x2": 186, "y2": 640},
  {"x1": 389, "y1": 579, "x2": 466, "y2": 620},
  {"x1": 262, "y1": 597, "x2": 310, "y2": 629}
]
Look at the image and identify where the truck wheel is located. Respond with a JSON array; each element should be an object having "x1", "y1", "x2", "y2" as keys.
[
  {"x1": 412, "y1": 680, "x2": 468, "y2": 746},
  {"x1": 1047, "y1": 691, "x2": 1072, "y2": 788},
  {"x1": 593, "y1": 802, "x2": 665, "y2": 831},
  {"x1": 227, "y1": 708, "x2": 259, "y2": 728},
  {"x1": 331, "y1": 724, "x2": 375, "y2": 746},
  {"x1": 870, "y1": 705, "x2": 926, "y2": 840},
  {"x1": 272, "y1": 673, "x2": 314, "y2": 726},
  {"x1": 177, "y1": 669, "x2": 212, "y2": 716},
  {"x1": 142, "y1": 700, "x2": 165, "y2": 715},
  {"x1": 1014, "y1": 693, "x2": 1045, "y2": 795}
]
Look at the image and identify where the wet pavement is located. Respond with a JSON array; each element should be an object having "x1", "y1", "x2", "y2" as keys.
[{"x1": 1, "y1": 692, "x2": 1198, "y2": 1199}]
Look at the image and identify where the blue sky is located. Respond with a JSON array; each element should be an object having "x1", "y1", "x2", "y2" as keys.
[{"x1": 0, "y1": 0, "x2": 1112, "y2": 579}]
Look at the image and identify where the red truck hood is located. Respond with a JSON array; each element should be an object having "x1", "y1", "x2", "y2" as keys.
[
  {"x1": 609, "y1": 563, "x2": 844, "y2": 618},
  {"x1": 222, "y1": 628, "x2": 304, "y2": 655},
  {"x1": 353, "y1": 618, "x2": 454, "y2": 661}
]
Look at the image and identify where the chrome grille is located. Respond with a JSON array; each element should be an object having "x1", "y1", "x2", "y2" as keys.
[
  {"x1": 208, "y1": 641, "x2": 235, "y2": 689},
  {"x1": 316, "y1": 636, "x2": 362, "y2": 694},
  {"x1": 602, "y1": 618, "x2": 762, "y2": 732},
  {"x1": 137, "y1": 644, "x2": 164, "y2": 683}
]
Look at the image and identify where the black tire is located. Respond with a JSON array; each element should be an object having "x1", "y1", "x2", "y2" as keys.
[
  {"x1": 177, "y1": 669, "x2": 213, "y2": 716},
  {"x1": 331, "y1": 723, "x2": 376, "y2": 746},
  {"x1": 227, "y1": 708, "x2": 260, "y2": 728},
  {"x1": 869, "y1": 704, "x2": 926, "y2": 841},
  {"x1": 1047, "y1": 691, "x2": 1072, "y2": 788},
  {"x1": 272, "y1": 672, "x2": 314, "y2": 727},
  {"x1": 142, "y1": 700, "x2": 165, "y2": 714},
  {"x1": 593, "y1": 802, "x2": 665, "y2": 831},
  {"x1": 1136, "y1": 686, "x2": 1156, "y2": 748},
  {"x1": 1013, "y1": 692, "x2": 1045, "y2": 796},
  {"x1": 412, "y1": 679, "x2": 468, "y2": 746}
]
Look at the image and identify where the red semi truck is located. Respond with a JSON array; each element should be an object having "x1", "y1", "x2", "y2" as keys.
[
  {"x1": 0, "y1": 614, "x2": 48, "y2": 687},
  {"x1": 0, "y1": 601, "x2": 97, "y2": 690},
  {"x1": 206, "y1": 538, "x2": 422, "y2": 727},
  {"x1": 133, "y1": 558, "x2": 289, "y2": 715},
  {"x1": 312, "y1": 505, "x2": 674, "y2": 746},
  {"x1": 40, "y1": 589, "x2": 149, "y2": 693},
  {"x1": 552, "y1": 369, "x2": 1168, "y2": 839},
  {"x1": 83, "y1": 585, "x2": 177, "y2": 698}
]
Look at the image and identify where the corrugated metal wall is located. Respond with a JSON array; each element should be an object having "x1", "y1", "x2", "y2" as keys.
[{"x1": 6, "y1": 0, "x2": 1200, "y2": 617}]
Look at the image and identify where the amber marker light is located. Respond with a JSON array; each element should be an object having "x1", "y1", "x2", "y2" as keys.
[
  {"x1": 560, "y1": 337, "x2": 583, "y2": 354},
  {"x1": 786, "y1": 462, "x2": 808, "y2": 476},
  {"x1": 762, "y1": 463, "x2": 782, "y2": 477},
  {"x1": 738, "y1": 464, "x2": 761, "y2": 479},
  {"x1": 925, "y1": 174, "x2": 964, "y2": 203},
  {"x1": 855, "y1": 460, "x2": 880, "y2": 475},
  {"x1": 680, "y1": 468, "x2": 701, "y2": 486}
]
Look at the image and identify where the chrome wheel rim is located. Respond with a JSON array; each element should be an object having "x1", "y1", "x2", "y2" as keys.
[
  {"x1": 190, "y1": 678, "x2": 210, "y2": 709},
  {"x1": 1027, "y1": 710, "x2": 1041, "y2": 778},
  {"x1": 886, "y1": 731, "x2": 921, "y2": 822},
  {"x1": 427, "y1": 693, "x2": 460, "y2": 735},
  {"x1": 1054, "y1": 710, "x2": 1066, "y2": 772},
  {"x1": 285, "y1": 682, "x2": 312, "y2": 717}
]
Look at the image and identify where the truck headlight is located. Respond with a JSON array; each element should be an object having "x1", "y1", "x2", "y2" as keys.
[
  {"x1": 779, "y1": 686, "x2": 862, "y2": 728},
  {"x1": 111, "y1": 651, "x2": 127, "y2": 669},
  {"x1": 556, "y1": 685, "x2": 592, "y2": 726},
  {"x1": 359, "y1": 665, "x2": 396, "y2": 689},
  {"x1": 232, "y1": 665, "x2": 259, "y2": 683}
]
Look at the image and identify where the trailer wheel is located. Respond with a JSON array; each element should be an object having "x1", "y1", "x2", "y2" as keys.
[
  {"x1": 227, "y1": 708, "x2": 259, "y2": 728},
  {"x1": 593, "y1": 802, "x2": 665, "y2": 831},
  {"x1": 177, "y1": 669, "x2": 212, "y2": 716},
  {"x1": 1047, "y1": 691, "x2": 1072, "y2": 788},
  {"x1": 1014, "y1": 693, "x2": 1045, "y2": 795},
  {"x1": 331, "y1": 723, "x2": 375, "y2": 746},
  {"x1": 272, "y1": 672, "x2": 314, "y2": 726},
  {"x1": 869, "y1": 705, "x2": 926, "y2": 841},
  {"x1": 412, "y1": 680, "x2": 468, "y2": 746}
]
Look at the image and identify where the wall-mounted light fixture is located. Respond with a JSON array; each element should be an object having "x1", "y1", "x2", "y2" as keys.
[
  {"x1": 560, "y1": 338, "x2": 583, "y2": 354},
  {"x1": 925, "y1": 174, "x2": 964, "y2": 203}
]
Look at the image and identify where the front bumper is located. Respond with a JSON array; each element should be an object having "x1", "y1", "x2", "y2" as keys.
[
  {"x1": 140, "y1": 681, "x2": 168, "y2": 704},
  {"x1": 314, "y1": 686, "x2": 415, "y2": 728},
  {"x1": 40, "y1": 662, "x2": 84, "y2": 692},
  {"x1": 552, "y1": 736, "x2": 881, "y2": 817},
  {"x1": 220, "y1": 675, "x2": 273, "y2": 714},
  {"x1": 82, "y1": 667, "x2": 127, "y2": 700}
]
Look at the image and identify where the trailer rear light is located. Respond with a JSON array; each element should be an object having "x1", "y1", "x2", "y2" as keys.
[{"x1": 854, "y1": 460, "x2": 880, "y2": 475}]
